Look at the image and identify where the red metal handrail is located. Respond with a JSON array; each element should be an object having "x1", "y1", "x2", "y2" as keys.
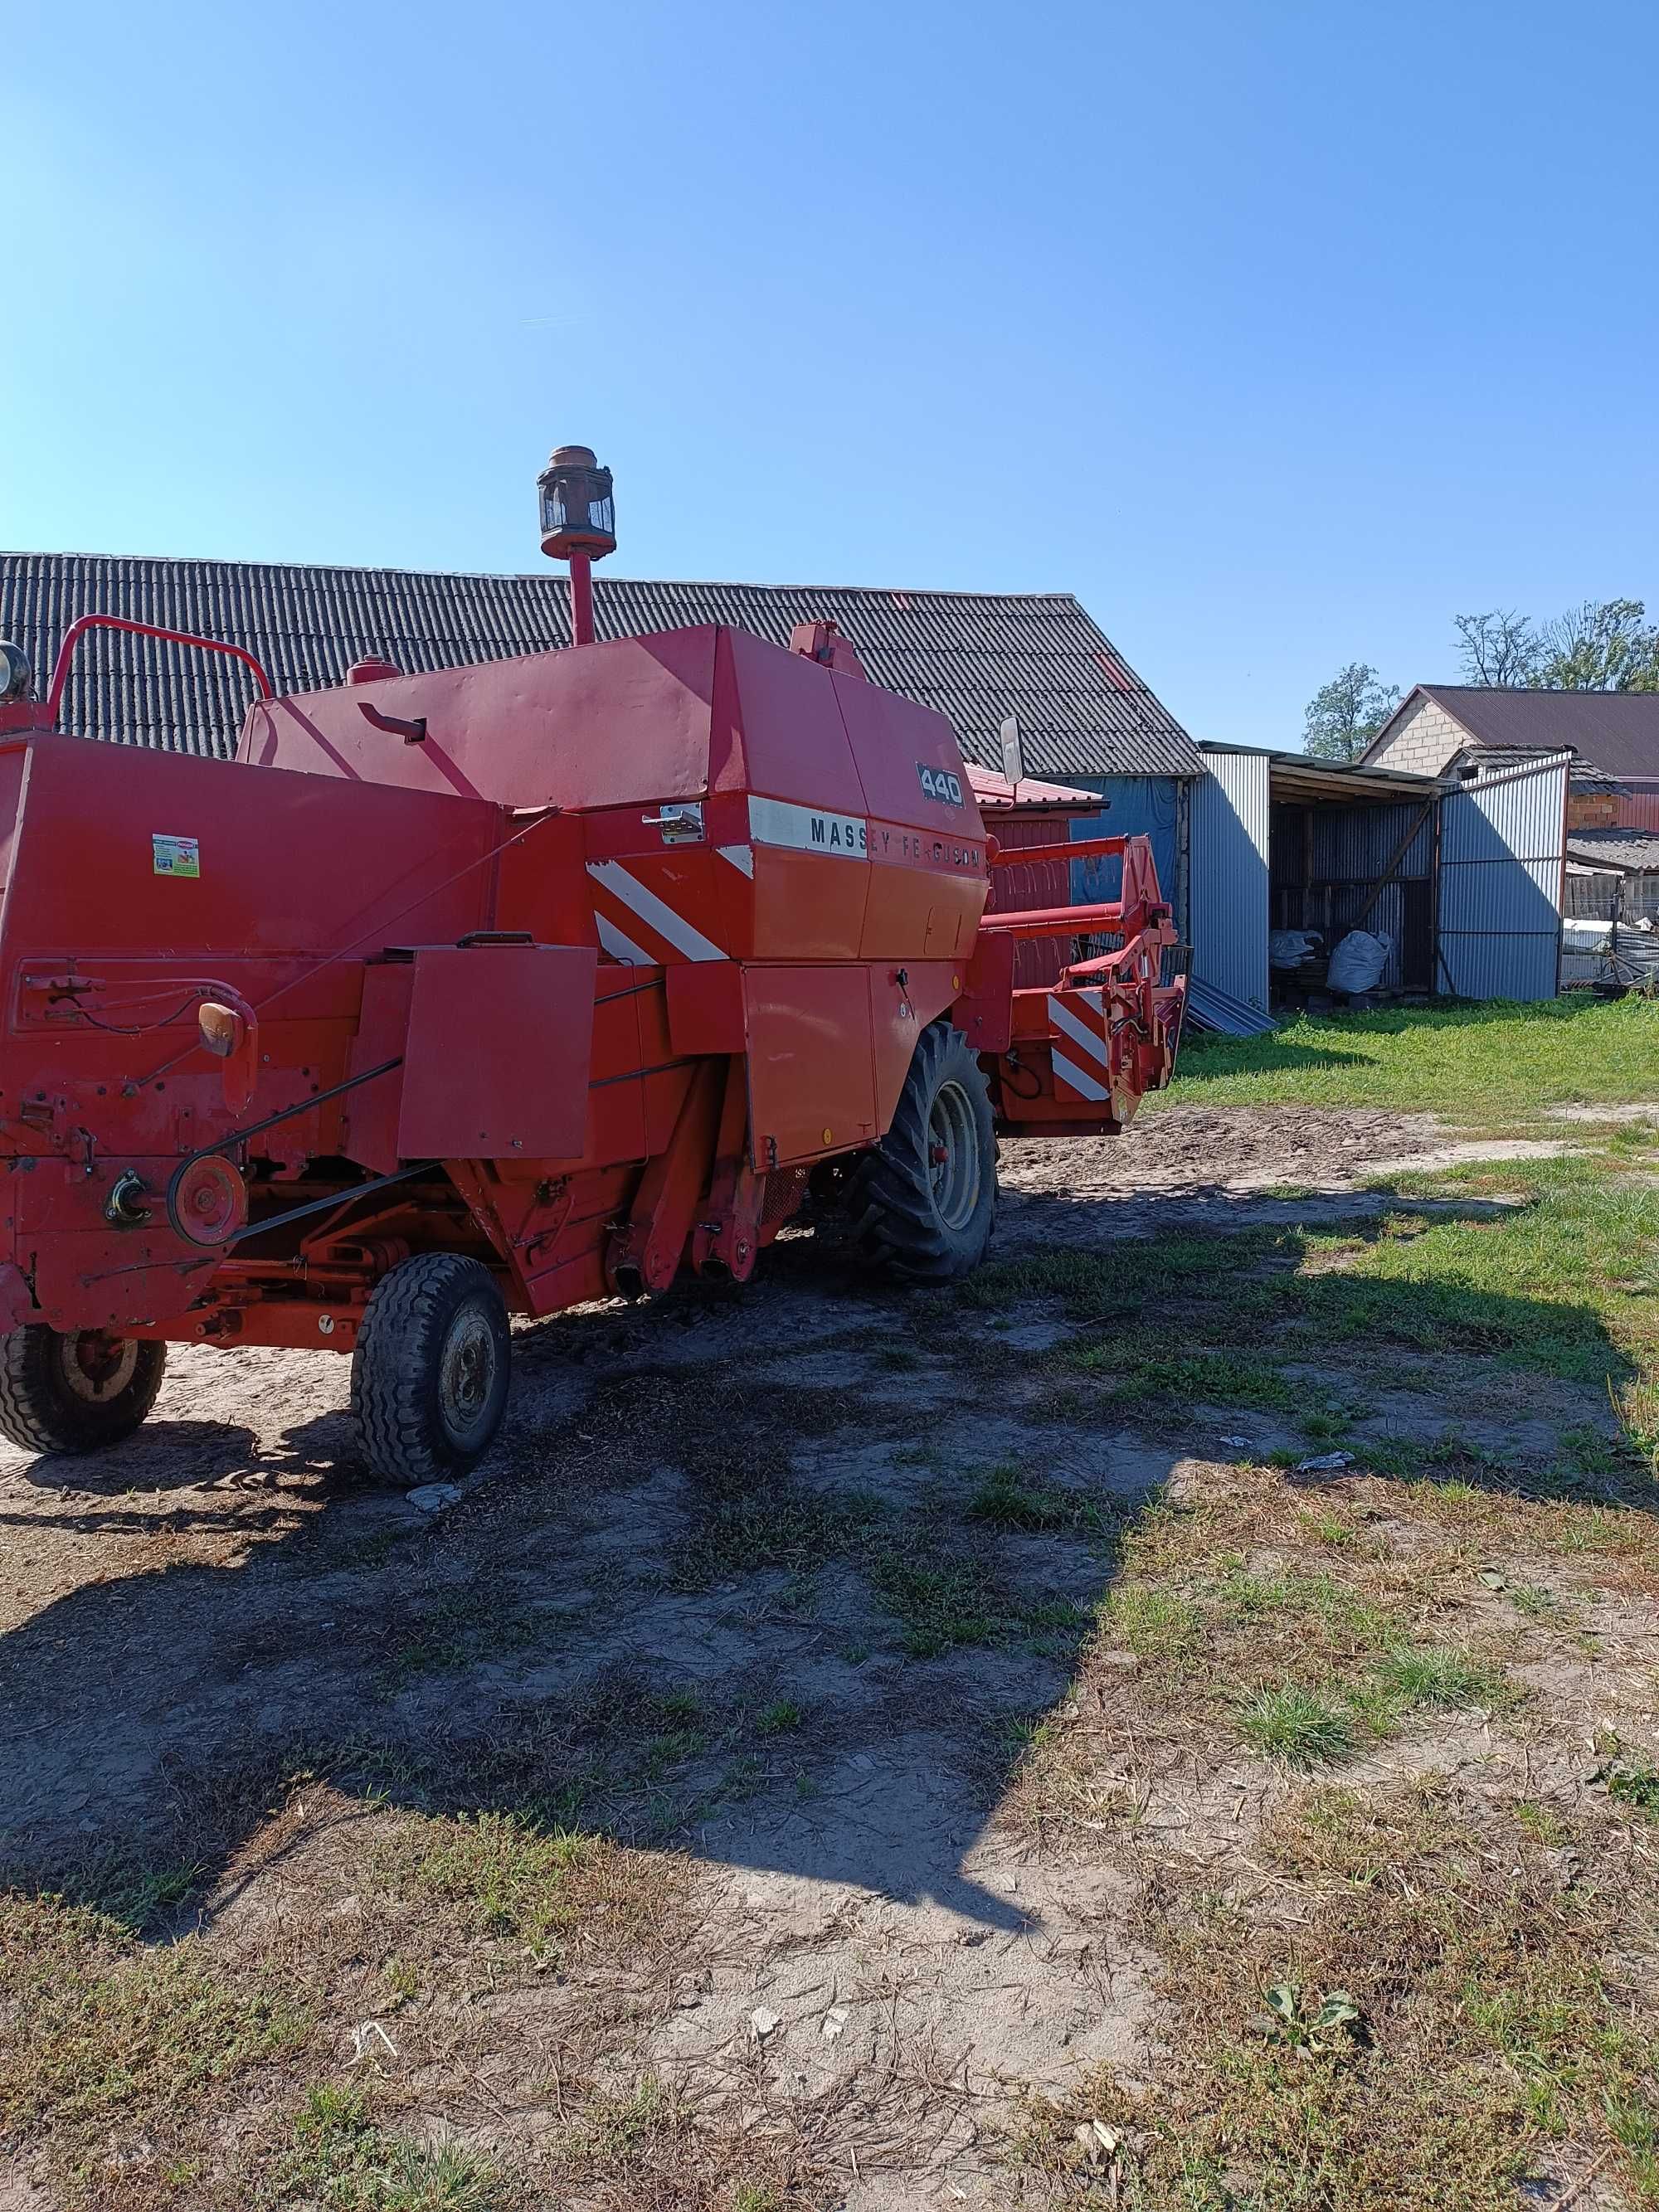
[
  {"x1": 986, "y1": 835, "x2": 1126, "y2": 869},
  {"x1": 46, "y1": 615, "x2": 275, "y2": 725}
]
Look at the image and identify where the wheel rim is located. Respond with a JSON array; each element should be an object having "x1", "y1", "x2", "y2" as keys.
[
  {"x1": 438, "y1": 1304, "x2": 499, "y2": 1448},
  {"x1": 56, "y1": 1332, "x2": 141, "y2": 1405},
  {"x1": 927, "y1": 1079, "x2": 981, "y2": 1231}
]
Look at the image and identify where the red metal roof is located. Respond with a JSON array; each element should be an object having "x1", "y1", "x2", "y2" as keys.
[{"x1": 966, "y1": 764, "x2": 1102, "y2": 809}]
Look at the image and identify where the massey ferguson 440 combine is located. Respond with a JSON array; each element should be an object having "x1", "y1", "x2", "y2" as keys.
[{"x1": 0, "y1": 450, "x2": 1183, "y2": 1481}]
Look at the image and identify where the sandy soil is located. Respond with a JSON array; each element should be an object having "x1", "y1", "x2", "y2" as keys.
[{"x1": 0, "y1": 1103, "x2": 1635, "y2": 2207}]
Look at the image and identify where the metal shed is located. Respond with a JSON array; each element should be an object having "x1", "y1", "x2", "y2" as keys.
[{"x1": 1190, "y1": 744, "x2": 1570, "y2": 1024}]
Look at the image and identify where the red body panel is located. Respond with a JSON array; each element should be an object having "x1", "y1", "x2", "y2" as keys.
[{"x1": 0, "y1": 619, "x2": 1181, "y2": 1350}]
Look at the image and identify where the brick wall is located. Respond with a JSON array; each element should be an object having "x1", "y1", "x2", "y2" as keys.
[
  {"x1": 1568, "y1": 790, "x2": 1623, "y2": 830},
  {"x1": 1367, "y1": 694, "x2": 1468, "y2": 775}
]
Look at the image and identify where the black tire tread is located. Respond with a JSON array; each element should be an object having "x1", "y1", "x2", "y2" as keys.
[
  {"x1": 847, "y1": 1020, "x2": 997, "y2": 1281},
  {"x1": 351, "y1": 1253, "x2": 508, "y2": 1486},
  {"x1": 0, "y1": 1329, "x2": 168, "y2": 1455}
]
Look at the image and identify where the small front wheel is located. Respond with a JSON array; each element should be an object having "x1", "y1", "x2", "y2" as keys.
[
  {"x1": 0, "y1": 1328, "x2": 168, "y2": 1455},
  {"x1": 350, "y1": 1254, "x2": 511, "y2": 1486}
]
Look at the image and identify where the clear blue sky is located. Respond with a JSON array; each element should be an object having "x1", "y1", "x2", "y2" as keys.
[{"x1": 5, "y1": 0, "x2": 1657, "y2": 751}]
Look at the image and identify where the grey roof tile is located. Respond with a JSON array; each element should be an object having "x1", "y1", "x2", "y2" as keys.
[
  {"x1": 0, "y1": 553, "x2": 1204, "y2": 780},
  {"x1": 1564, "y1": 828, "x2": 1659, "y2": 873}
]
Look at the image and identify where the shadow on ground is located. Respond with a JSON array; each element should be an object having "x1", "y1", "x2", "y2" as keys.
[{"x1": 0, "y1": 1176, "x2": 1644, "y2": 1954}]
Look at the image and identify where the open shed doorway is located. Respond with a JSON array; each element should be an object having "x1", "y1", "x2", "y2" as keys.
[
  {"x1": 1191, "y1": 746, "x2": 1569, "y2": 1026},
  {"x1": 1266, "y1": 754, "x2": 1440, "y2": 1004}
]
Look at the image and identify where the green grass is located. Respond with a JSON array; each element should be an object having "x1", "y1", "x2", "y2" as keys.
[
  {"x1": 960, "y1": 1235, "x2": 1263, "y2": 1313},
  {"x1": 1103, "y1": 1582, "x2": 1201, "y2": 1660},
  {"x1": 1373, "y1": 1645, "x2": 1506, "y2": 1712},
  {"x1": 1600, "y1": 1753, "x2": 1659, "y2": 1816},
  {"x1": 871, "y1": 1556, "x2": 1006, "y2": 1656},
  {"x1": 1237, "y1": 1685, "x2": 1357, "y2": 1767},
  {"x1": 754, "y1": 1698, "x2": 803, "y2": 1734},
  {"x1": 965, "y1": 1463, "x2": 1089, "y2": 1531},
  {"x1": 278, "y1": 2084, "x2": 506, "y2": 2210},
  {"x1": 1069, "y1": 1343, "x2": 1297, "y2": 1409},
  {"x1": 1159, "y1": 996, "x2": 1659, "y2": 1117}
]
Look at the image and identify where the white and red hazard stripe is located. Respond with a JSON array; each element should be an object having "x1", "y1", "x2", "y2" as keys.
[
  {"x1": 585, "y1": 859, "x2": 727, "y2": 966},
  {"x1": 1046, "y1": 987, "x2": 1115, "y2": 1104}
]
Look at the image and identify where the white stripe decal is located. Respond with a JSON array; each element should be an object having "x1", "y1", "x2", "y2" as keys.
[
  {"x1": 586, "y1": 860, "x2": 727, "y2": 963},
  {"x1": 1047, "y1": 994, "x2": 1112, "y2": 1068},
  {"x1": 748, "y1": 794, "x2": 869, "y2": 859},
  {"x1": 1052, "y1": 1048, "x2": 1111, "y2": 1103},
  {"x1": 595, "y1": 914, "x2": 655, "y2": 966},
  {"x1": 717, "y1": 843, "x2": 755, "y2": 878}
]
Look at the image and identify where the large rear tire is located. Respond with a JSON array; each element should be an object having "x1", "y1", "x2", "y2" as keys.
[
  {"x1": 0, "y1": 1329, "x2": 168, "y2": 1455},
  {"x1": 351, "y1": 1253, "x2": 511, "y2": 1487},
  {"x1": 848, "y1": 1018, "x2": 997, "y2": 1281}
]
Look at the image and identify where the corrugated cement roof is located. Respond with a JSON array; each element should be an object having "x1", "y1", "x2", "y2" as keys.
[
  {"x1": 1370, "y1": 685, "x2": 1659, "y2": 780},
  {"x1": 1564, "y1": 828, "x2": 1659, "y2": 874},
  {"x1": 0, "y1": 553, "x2": 1205, "y2": 781}
]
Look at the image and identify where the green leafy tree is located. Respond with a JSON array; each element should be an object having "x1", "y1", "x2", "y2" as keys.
[
  {"x1": 1302, "y1": 664, "x2": 1401, "y2": 761},
  {"x1": 1534, "y1": 598, "x2": 1659, "y2": 692}
]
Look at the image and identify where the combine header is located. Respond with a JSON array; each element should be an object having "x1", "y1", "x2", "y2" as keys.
[{"x1": 0, "y1": 449, "x2": 1184, "y2": 1480}]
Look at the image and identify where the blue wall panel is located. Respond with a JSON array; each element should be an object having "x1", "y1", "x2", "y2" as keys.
[{"x1": 1065, "y1": 775, "x2": 1183, "y2": 914}]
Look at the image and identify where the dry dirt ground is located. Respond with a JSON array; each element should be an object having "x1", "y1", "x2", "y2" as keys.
[{"x1": 2, "y1": 1103, "x2": 1657, "y2": 2210}]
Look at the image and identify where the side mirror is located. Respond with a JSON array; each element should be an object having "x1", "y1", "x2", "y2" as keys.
[{"x1": 1000, "y1": 712, "x2": 1026, "y2": 791}]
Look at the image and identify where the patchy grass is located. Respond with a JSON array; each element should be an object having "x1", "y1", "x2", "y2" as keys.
[
  {"x1": 0, "y1": 1893, "x2": 313, "y2": 2202},
  {"x1": 1597, "y1": 1745, "x2": 1659, "y2": 1818},
  {"x1": 276, "y1": 2083, "x2": 508, "y2": 2210},
  {"x1": 1160, "y1": 994, "x2": 1659, "y2": 1117},
  {"x1": 1101, "y1": 1579, "x2": 1200, "y2": 1661},
  {"x1": 12, "y1": 1004, "x2": 1659, "y2": 2211},
  {"x1": 871, "y1": 1555, "x2": 1008, "y2": 1657},
  {"x1": 960, "y1": 1233, "x2": 1271, "y2": 1314},
  {"x1": 1068, "y1": 1342, "x2": 1297, "y2": 1410},
  {"x1": 669, "y1": 1484, "x2": 885, "y2": 1587},
  {"x1": 998, "y1": 1101, "x2": 1659, "y2": 2201},
  {"x1": 543, "y1": 2073, "x2": 826, "y2": 2210},
  {"x1": 966, "y1": 1463, "x2": 1077, "y2": 1531},
  {"x1": 369, "y1": 1810, "x2": 676, "y2": 1966},
  {"x1": 1005, "y1": 1777, "x2": 1659, "y2": 2208}
]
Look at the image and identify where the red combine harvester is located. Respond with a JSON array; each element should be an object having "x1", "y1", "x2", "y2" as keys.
[{"x1": 0, "y1": 449, "x2": 1184, "y2": 1481}]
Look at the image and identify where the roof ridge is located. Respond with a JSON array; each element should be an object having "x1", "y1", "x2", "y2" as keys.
[{"x1": 0, "y1": 550, "x2": 1083, "y2": 606}]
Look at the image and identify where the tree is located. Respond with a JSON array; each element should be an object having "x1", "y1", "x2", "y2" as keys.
[
  {"x1": 1533, "y1": 598, "x2": 1659, "y2": 692},
  {"x1": 1302, "y1": 664, "x2": 1401, "y2": 761},
  {"x1": 1452, "y1": 609, "x2": 1543, "y2": 686}
]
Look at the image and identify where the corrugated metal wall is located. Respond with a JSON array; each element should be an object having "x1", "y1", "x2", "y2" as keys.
[
  {"x1": 1613, "y1": 783, "x2": 1659, "y2": 833},
  {"x1": 1269, "y1": 797, "x2": 1436, "y2": 989},
  {"x1": 1190, "y1": 751, "x2": 1271, "y2": 1011},
  {"x1": 1438, "y1": 754, "x2": 1569, "y2": 999}
]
